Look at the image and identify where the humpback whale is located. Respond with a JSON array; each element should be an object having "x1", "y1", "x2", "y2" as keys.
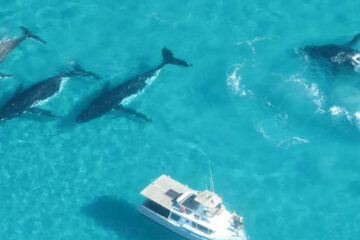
[
  {"x1": 76, "y1": 48, "x2": 191, "y2": 123},
  {"x1": 0, "y1": 26, "x2": 46, "y2": 78},
  {"x1": 303, "y1": 33, "x2": 360, "y2": 72},
  {"x1": 0, "y1": 65, "x2": 99, "y2": 122},
  {"x1": 0, "y1": 26, "x2": 46, "y2": 63}
]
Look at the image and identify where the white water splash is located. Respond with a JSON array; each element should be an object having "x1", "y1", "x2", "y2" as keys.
[
  {"x1": 236, "y1": 36, "x2": 272, "y2": 55},
  {"x1": 328, "y1": 105, "x2": 360, "y2": 132},
  {"x1": 254, "y1": 123, "x2": 270, "y2": 140},
  {"x1": 354, "y1": 112, "x2": 360, "y2": 129},
  {"x1": 351, "y1": 53, "x2": 360, "y2": 72},
  {"x1": 289, "y1": 74, "x2": 325, "y2": 113},
  {"x1": 277, "y1": 136, "x2": 310, "y2": 149},
  {"x1": 121, "y1": 69, "x2": 161, "y2": 106},
  {"x1": 226, "y1": 65, "x2": 253, "y2": 97},
  {"x1": 329, "y1": 105, "x2": 360, "y2": 125},
  {"x1": 329, "y1": 105, "x2": 351, "y2": 119},
  {"x1": 254, "y1": 121, "x2": 309, "y2": 149},
  {"x1": 330, "y1": 51, "x2": 347, "y2": 65}
]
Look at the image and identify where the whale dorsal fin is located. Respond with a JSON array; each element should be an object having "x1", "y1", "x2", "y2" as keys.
[{"x1": 344, "y1": 33, "x2": 360, "y2": 48}]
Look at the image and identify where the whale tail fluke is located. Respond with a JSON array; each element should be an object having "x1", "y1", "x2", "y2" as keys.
[
  {"x1": 20, "y1": 26, "x2": 47, "y2": 44},
  {"x1": 344, "y1": 33, "x2": 360, "y2": 48},
  {"x1": 162, "y1": 48, "x2": 191, "y2": 67},
  {"x1": 70, "y1": 64, "x2": 101, "y2": 80}
]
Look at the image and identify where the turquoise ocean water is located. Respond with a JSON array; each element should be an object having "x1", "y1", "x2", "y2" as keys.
[{"x1": 1, "y1": 1, "x2": 360, "y2": 239}]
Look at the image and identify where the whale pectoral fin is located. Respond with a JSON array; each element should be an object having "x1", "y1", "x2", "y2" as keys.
[
  {"x1": 0, "y1": 72, "x2": 13, "y2": 79},
  {"x1": 344, "y1": 33, "x2": 360, "y2": 48},
  {"x1": 114, "y1": 105, "x2": 152, "y2": 122},
  {"x1": 28, "y1": 108, "x2": 61, "y2": 118},
  {"x1": 69, "y1": 63, "x2": 101, "y2": 80}
]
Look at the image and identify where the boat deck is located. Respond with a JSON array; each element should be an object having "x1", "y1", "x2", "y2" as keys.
[{"x1": 141, "y1": 175, "x2": 190, "y2": 209}]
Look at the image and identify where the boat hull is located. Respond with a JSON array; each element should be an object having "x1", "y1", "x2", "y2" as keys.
[{"x1": 138, "y1": 204, "x2": 212, "y2": 240}]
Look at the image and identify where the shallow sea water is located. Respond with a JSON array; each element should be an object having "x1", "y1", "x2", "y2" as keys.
[{"x1": 1, "y1": 1, "x2": 360, "y2": 239}]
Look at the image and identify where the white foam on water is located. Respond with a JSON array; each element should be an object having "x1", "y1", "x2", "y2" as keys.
[
  {"x1": 351, "y1": 53, "x2": 360, "y2": 72},
  {"x1": 351, "y1": 53, "x2": 360, "y2": 64},
  {"x1": 354, "y1": 112, "x2": 360, "y2": 129},
  {"x1": 292, "y1": 136, "x2": 310, "y2": 144},
  {"x1": 289, "y1": 74, "x2": 325, "y2": 113},
  {"x1": 277, "y1": 136, "x2": 310, "y2": 149},
  {"x1": 352, "y1": 53, "x2": 360, "y2": 72},
  {"x1": 328, "y1": 106, "x2": 360, "y2": 131},
  {"x1": 254, "y1": 123, "x2": 270, "y2": 140},
  {"x1": 121, "y1": 69, "x2": 161, "y2": 106},
  {"x1": 329, "y1": 105, "x2": 352, "y2": 121},
  {"x1": 236, "y1": 36, "x2": 272, "y2": 55},
  {"x1": 329, "y1": 105, "x2": 343, "y2": 115},
  {"x1": 226, "y1": 65, "x2": 253, "y2": 97},
  {"x1": 330, "y1": 51, "x2": 347, "y2": 65}
]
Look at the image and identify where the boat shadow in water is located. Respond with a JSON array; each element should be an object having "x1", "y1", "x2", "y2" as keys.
[{"x1": 81, "y1": 196, "x2": 184, "y2": 240}]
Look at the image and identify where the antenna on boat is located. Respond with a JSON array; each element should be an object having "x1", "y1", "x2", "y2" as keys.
[{"x1": 208, "y1": 162, "x2": 215, "y2": 193}]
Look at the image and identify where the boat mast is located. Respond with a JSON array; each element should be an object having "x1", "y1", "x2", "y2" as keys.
[{"x1": 208, "y1": 162, "x2": 215, "y2": 193}]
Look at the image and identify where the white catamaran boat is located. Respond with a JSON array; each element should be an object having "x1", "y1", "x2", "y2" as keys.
[{"x1": 138, "y1": 175, "x2": 248, "y2": 240}]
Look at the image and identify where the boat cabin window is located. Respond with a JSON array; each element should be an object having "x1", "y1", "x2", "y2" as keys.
[
  {"x1": 182, "y1": 194, "x2": 200, "y2": 211},
  {"x1": 197, "y1": 224, "x2": 213, "y2": 235},
  {"x1": 144, "y1": 200, "x2": 170, "y2": 218},
  {"x1": 170, "y1": 213, "x2": 181, "y2": 221},
  {"x1": 191, "y1": 221, "x2": 197, "y2": 228},
  {"x1": 191, "y1": 222, "x2": 213, "y2": 235}
]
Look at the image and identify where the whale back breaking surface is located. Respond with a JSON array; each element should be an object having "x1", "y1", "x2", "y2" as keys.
[
  {"x1": 0, "y1": 77, "x2": 60, "y2": 119},
  {"x1": 303, "y1": 34, "x2": 360, "y2": 67},
  {"x1": 76, "y1": 48, "x2": 191, "y2": 123},
  {"x1": 76, "y1": 66, "x2": 162, "y2": 123}
]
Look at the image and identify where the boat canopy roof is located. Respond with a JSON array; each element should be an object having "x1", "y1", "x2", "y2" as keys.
[
  {"x1": 140, "y1": 175, "x2": 190, "y2": 210},
  {"x1": 195, "y1": 190, "x2": 223, "y2": 210}
]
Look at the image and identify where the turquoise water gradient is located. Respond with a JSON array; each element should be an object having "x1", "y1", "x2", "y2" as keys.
[{"x1": 1, "y1": 1, "x2": 360, "y2": 239}]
